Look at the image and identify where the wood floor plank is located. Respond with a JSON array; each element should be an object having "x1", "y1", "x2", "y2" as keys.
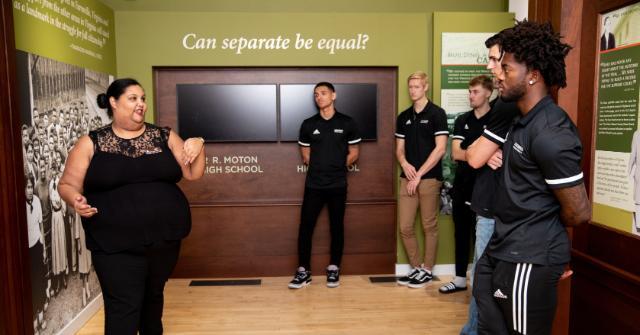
[{"x1": 77, "y1": 275, "x2": 471, "y2": 334}]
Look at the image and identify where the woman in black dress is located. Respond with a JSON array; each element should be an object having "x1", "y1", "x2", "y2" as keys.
[{"x1": 58, "y1": 78, "x2": 205, "y2": 334}]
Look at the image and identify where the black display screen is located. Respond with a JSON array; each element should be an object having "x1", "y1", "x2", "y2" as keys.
[
  {"x1": 279, "y1": 84, "x2": 377, "y2": 141},
  {"x1": 177, "y1": 84, "x2": 277, "y2": 142},
  {"x1": 176, "y1": 83, "x2": 377, "y2": 142}
]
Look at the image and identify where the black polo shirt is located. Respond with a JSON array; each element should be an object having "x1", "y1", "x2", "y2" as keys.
[
  {"x1": 298, "y1": 111, "x2": 361, "y2": 189},
  {"x1": 488, "y1": 96, "x2": 583, "y2": 266},
  {"x1": 395, "y1": 101, "x2": 448, "y2": 180},
  {"x1": 470, "y1": 98, "x2": 520, "y2": 217},
  {"x1": 451, "y1": 109, "x2": 491, "y2": 203},
  {"x1": 481, "y1": 98, "x2": 521, "y2": 145}
]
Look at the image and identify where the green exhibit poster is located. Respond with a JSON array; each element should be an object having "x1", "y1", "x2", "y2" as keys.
[
  {"x1": 593, "y1": 2, "x2": 640, "y2": 236},
  {"x1": 440, "y1": 32, "x2": 494, "y2": 116}
]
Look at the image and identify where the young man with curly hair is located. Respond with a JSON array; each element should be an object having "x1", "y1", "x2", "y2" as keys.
[{"x1": 472, "y1": 21, "x2": 591, "y2": 335}]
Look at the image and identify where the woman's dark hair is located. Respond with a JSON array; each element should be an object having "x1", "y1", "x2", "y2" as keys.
[
  {"x1": 97, "y1": 78, "x2": 141, "y2": 118},
  {"x1": 499, "y1": 20, "x2": 572, "y2": 88}
]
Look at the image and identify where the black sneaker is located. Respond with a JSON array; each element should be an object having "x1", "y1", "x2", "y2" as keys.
[
  {"x1": 326, "y1": 268, "x2": 340, "y2": 288},
  {"x1": 397, "y1": 267, "x2": 421, "y2": 286},
  {"x1": 288, "y1": 269, "x2": 312, "y2": 289},
  {"x1": 407, "y1": 268, "x2": 432, "y2": 288}
]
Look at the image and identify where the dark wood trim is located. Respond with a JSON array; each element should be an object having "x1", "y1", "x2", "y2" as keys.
[
  {"x1": 577, "y1": 223, "x2": 640, "y2": 276},
  {"x1": 569, "y1": 0, "x2": 640, "y2": 334},
  {"x1": 571, "y1": 248, "x2": 640, "y2": 334},
  {"x1": 527, "y1": 1, "x2": 591, "y2": 333},
  {"x1": 0, "y1": 1, "x2": 34, "y2": 334},
  {"x1": 529, "y1": 0, "x2": 562, "y2": 30},
  {"x1": 573, "y1": 249, "x2": 640, "y2": 292}
]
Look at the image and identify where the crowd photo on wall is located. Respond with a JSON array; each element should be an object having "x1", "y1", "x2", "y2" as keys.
[{"x1": 18, "y1": 51, "x2": 109, "y2": 335}]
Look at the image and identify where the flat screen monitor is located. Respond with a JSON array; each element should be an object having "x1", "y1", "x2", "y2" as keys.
[
  {"x1": 177, "y1": 84, "x2": 277, "y2": 142},
  {"x1": 279, "y1": 84, "x2": 377, "y2": 141}
]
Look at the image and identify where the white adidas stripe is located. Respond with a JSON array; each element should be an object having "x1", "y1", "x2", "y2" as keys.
[
  {"x1": 523, "y1": 264, "x2": 533, "y2": 334},
  {"x1": 512, "y1": 263, "x2": 532, "y2": 334},
  {"x1": 512, "y1": 263, "x2": 520, "y2": 332}
]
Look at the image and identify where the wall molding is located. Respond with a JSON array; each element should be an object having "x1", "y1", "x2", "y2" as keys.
[{"x1": 56, "y1": 294, "x2": 103, "y2": 335}]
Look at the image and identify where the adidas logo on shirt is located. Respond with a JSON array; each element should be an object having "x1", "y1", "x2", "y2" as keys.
[
  {"x1": 406, "y1": 120, "x2": 412, "y2": 125},
  {"x1": 465, "y1": 124, "x2": 469, "y2": 129},
  {"x1": 493, "y1": 289, "x2": 508, "y2": 299},
  {"x1": 513, "y1": 142, "x2": 524, "y2": 154},
  {"x1": 313, "y1": 129, "x2": 320, "y2": 135}
]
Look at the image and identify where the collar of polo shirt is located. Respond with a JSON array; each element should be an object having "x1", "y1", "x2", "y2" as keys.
[{"x1": 515, "y1": 95, "x2": 554, "y2": 126}]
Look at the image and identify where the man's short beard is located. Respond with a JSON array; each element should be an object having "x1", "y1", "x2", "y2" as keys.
[
  {"x1": 500, "y1": 80, "x2": 526, "y2": 102},
  {"x1": 470, "y1": 100, "x2": 487, "y2": 109}
]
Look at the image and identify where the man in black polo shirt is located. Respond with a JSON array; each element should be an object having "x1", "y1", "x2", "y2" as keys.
[
  {"x1": 289, "y1": 82, "x2": 361, "y2": 289},
  {"x1": 461, "y1": 33, "x2": 521, "y2": 335},
  {"x1": 395, "y1": 71, "x2": 448, "y2": 288},
  {"x1": 439, "y1": 75, "x2": 494, "y2": 295},
  {"x1": 473, "y1": 21, "x2": 591, "y2": 335}
]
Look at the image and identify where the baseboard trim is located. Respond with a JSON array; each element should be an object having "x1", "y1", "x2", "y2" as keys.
[{"x1": 56, "y1": 293, "x2": 102, "y2": 335}]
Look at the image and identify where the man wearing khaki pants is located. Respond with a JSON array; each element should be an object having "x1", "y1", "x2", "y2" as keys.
[{"x1": 395, "y1": 71, "x2": 448, "y2": 288}]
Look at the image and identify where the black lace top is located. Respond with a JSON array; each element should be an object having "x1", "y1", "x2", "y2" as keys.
[
  {"x1": 90, "y1": 123, "x2": 170, "y2": 158},
  {"x1": 82, "y1": 123, "x2": 191, "y2": 253}
]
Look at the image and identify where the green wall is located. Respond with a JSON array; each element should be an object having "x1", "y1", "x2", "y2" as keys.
[
  {"x1": 112, "y1": 1, "x2": 510, "y2": 267},
  {"x1": 115, "y1": 11, "x2": 428, "y2": 117},
  {"x1": 114, "y1": 0, "x2": 507, "y2": 118},
  {"x1": 13, "y1": 0, "x2": 116, "y2": 74}
]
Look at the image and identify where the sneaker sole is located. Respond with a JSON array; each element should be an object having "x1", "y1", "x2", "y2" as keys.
[
  {"x1": 407, "y1": 281, "x2": 430, "y2": 289},
  {"x1": 396, "y1": 280, "x2": 410, "y2": 286},
  {"x1": 439, "y1": 286, "x2": 467, "y2": 294},
  {"x1": 326, "y1": 282, "x2": 340, "y2": 288},
  {"x1": 288, "y1": 281, "x2": 312, "y2": 289}
]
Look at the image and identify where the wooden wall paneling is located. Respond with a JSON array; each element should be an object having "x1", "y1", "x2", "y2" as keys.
[
  {"x1": 0, "y1": 1, "x2": 33, "y2": 334},
  {"x1": 570, "y1": 249, "x2": 640, "y2": 334},
  {"x1": 174, "y1": 204, "x2": 396, "y2": 278},
  {"x1": 528, "y1": 1, "x2": 586, "y2": 333},
  {"x1": 553, "y1": 1, "x2": 586, "y2": 333},
  {"x1": 154, "y1": 67, "x2": 398, "y2": 278}
]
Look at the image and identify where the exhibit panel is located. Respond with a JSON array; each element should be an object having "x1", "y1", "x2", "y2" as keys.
[{"x1": 568, "y1": 0, "x2": 640, "y2": 334}]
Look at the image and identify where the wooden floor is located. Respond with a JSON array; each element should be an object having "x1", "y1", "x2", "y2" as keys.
[{"x1": 77, "y1": 275, "x2": 471, "y2": 334}]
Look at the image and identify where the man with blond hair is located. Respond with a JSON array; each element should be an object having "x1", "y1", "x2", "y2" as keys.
[{"x1": 395, "y1": 71, "x2": 448, "y2": 288}]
